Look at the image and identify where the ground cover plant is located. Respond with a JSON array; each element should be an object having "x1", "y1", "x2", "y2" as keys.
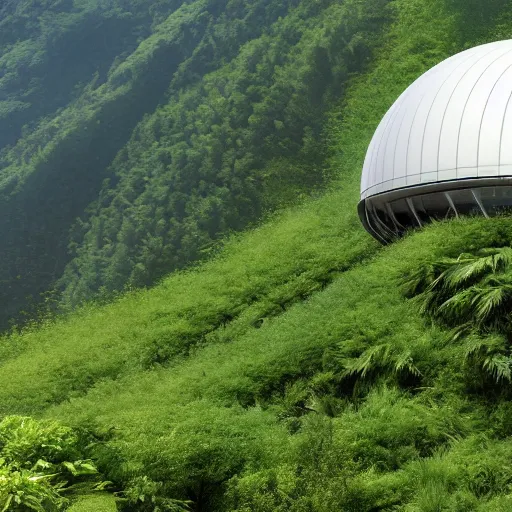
[
  {"x1": 2, "y1": 0, "x2": 512, "y2": 510},
  {"x1": 0, "y1": 415, "x2": 114, "y2": 511}
]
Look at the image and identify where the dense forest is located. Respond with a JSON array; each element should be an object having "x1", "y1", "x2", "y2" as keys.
[
  {"x1": 0, "y1": 0, "x2": 389, "y2": 330},
  {"x1": 3, "y1": 0, "x2": 512, "y2": 510}
]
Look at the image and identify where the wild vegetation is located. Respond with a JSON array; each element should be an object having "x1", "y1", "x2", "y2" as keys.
[
  {"x1": 0, "y1": 415, "x2": 114, "y2": 511},
  {"x1": 2, "y1": 0, "x2": 512, "y2": 510},
  {"x1": 0, "y1": 0, "x2": 390, "y2": 330}
]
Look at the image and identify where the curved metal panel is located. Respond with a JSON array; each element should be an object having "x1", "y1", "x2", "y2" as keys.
[
  {"x1": 478, "y1": 64, "x2": 512, "y2": 168},
  {"x1": 361, "y1": 40, "x2": 512, "y2": 202},
  {"x1": 360, "y1": 40, "x2": 512, "y2": 241}
]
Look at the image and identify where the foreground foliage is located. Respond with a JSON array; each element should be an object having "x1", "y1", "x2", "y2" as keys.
[
  {"x1": 403, "y1": 246, "x2": 512, "y2": 333},
  {"x1": 0, "y1": 416, "x2": 110, "y2": 511}
]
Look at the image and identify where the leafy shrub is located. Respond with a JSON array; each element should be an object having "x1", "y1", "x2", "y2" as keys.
[
  {"x1": 0, "y1": 416, "x2": 111, "y2": 511},
  {"x1": 402, "y1": 247, "x2": 512, "y2": 333},
  {"x1": 117, "y1": 476, "x2": 191, "y2": 511}
]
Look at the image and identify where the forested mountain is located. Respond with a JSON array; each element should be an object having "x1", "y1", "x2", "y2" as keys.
[
  {"x1": 3, "y1": 0, "x2": 512, "y2": 511},
  {"x1": 57, "y1": 0, "x2": 389, "y2": 307},
  {"x1": 0, "y1": 0, "x2": 388, "y2": 330}
]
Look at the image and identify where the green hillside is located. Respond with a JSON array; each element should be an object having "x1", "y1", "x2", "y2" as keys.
[
  {"x1": 2, "y1": 0, "x2": 512, "y2": 510},
  {"x1": 0, "y1": 0, "x2": 389, "y2": 330}
]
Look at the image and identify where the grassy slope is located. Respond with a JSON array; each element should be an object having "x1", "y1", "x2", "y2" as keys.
[
  {"x1": 67, "y1": 494, "x2": 117, "y2": 512},
  {"x1": 0, "y1": 185, "x2": 376, "y2": 415},
  {"x1": 2, "y1": 0, "x2": 512, "y2": 509}
]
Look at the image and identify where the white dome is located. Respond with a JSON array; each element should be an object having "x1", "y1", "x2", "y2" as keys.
[{"x1": 361, "y1": 39, "x2": 512, "y2": 200}]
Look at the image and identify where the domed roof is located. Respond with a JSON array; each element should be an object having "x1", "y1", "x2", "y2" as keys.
[{"x1": 361, "y1": 39, "x2": 512, "y2": 200}]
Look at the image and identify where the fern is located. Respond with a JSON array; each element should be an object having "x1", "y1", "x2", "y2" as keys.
[
  {"x1": 403, "y1": 246, "x2": 512, "y2": 333},
  {"x1": 483, "y1": 355, "x2": 512, "y2": 383},
  {"x1": 461, "y1": 333, "x2": 511, "y2": 383},
  {"x1": 341, "y1": 344, "x2": 391, "y2": 379},
  {"x1": 473, "y1": 286, "x2": 507, "y2": 325},
  {"x1": 339, "y1": 343, "x2": 421, "y2": 384},
  {"x1": 394, "y1": 350, "x2": 422, "y2": 377},
  {"x1": 462, "y1": 334, "x2": 492, "y2": 360}
]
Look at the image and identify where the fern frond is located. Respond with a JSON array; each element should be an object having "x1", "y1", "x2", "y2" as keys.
[
  {"x1": 401, "y1": 259, "x2": 454, "y2": 297},
  {"x1": 472, "y1": 286, "x2": 506, "y2": 325},
  {"x1": 481, "y1": 273, "x2": 512, "y2": 287},
  {"x1": 462, "y1": 333, "x2": 505, "y2": 360},
  {"x1": 462, "y1": 334, "x2": 488, "y2": 360},
  {"x1": 449, "y1": 322, "x2": 473, "y2": 341},
  {"x1": 437, "y1": 288, "x2": 475, "y2": 323},
  {"x1": 393, "y1": 349, "x2": 422, "y2": 377},
  {"x1": 479, "y1": 246, "x2": 512, "y2": 272},
  {"x1": 483, "y1": 354, "x2": 512, "y2": 382},
  {"x1": 440, "y1": 252, "x2": 501, "y2": 290},
  {"x1": 341, "y1": 343, "x2": 390, "y2": 379},
  {"x1": 341, "y1": 343, "x2": 422, "y2": 383},
  {"x1": 407, "y1": 247, "x2": 512, "y2": 330}
]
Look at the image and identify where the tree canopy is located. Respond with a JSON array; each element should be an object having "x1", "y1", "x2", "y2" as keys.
[{"x1": 0, "y1": 0, "x2": 390, "y2": 329}]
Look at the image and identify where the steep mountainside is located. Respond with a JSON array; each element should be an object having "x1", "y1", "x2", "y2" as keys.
[{"x1": 0, "y1": 0, "x2": 389, "y2": 330}]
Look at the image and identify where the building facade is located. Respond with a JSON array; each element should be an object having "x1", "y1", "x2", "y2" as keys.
[{"x1": 359, "y1": 40, "x2": 512, "y2": 242}]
